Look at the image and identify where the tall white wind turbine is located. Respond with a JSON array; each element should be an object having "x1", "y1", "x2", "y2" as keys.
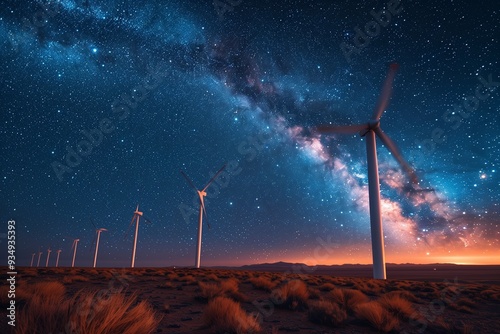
[
  {"x1": 124, "y1": 205, "x2": 152, "y2": 268},
  {"x1": 71, "y1": 238, "x2": 80, "y2": 268},
  {"x1": 181, "y1": 164, "x2": 226, "y2": 268},
  {"x1": 37, "y1": 251, "x2": 42, "y2": 267},
  {"x1": 314, "y1": 63, "x2": 418, "y2": 280},
  {"x1": 90, "y1": 219, "x2": 108, "y2": 268},
  {"x1": 55, "y1": 249, "x2": 62, "y2": 267},
  {"x1": 45, "y1": 248, "x2": 52, "y2": 267},
  {"x1": 30, "y1": 253, "x2": 35, "y2": 267}
]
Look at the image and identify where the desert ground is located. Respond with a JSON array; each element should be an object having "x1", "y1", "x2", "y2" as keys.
[{"x1": 1, "y1": 264, "x2": 500, "y2": 333}]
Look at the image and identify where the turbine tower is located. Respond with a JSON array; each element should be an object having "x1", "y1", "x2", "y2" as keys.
[
  {"x1": 314, "y1": 63, "x2": 417, "y2": 280},
  {"x1": 45, "y1": 248, "x2": 52, "y2": 267},
  {"x1": 90, "y1": 219, "x2": 107, "y2": 268},
  {"x1": 124, "y1": 205, "x2": 153, "y2": 268},
  {"x1": 71, "y1": 238, "x2": 79, "y2": 268},
  {"x1": 30, "y1": 253, "x2": 35, "y2": 267},
  {"x1": 55, "y1": 249, "x2": 62, "y2": 267},
  {"x1": 37, "y1": 251, "x2": 42, "y2": 267},
  {"x1": 181, "y1": 164, "x2": 226, "y2": 268},
  {"x1": 92, "y1": 228, "x2": 107, "y2": 268}
]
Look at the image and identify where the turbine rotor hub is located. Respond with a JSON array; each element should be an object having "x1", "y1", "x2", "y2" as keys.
[
  {"x1": 360, "y1": 120, "x2": 380, "y2": 137},
  {"x1": 368, "y1": 119, "x2": 380, "y2": 130}
]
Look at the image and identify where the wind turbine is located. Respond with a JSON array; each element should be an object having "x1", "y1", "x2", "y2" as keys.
[
  {"x1": 180, "y1": 164, "x2": 226, "y2": 268},
  {"x1": 90, "y1": 219, "x2": 107, "y2": 268},
  {"x1": 71, "y1": 238, "x2": 80, "y2": 268},
  {"x1": 45, "y1": 248, "x2": 52, "y2": 267},
  {"x1": 124, "y1": 205, "x2": 152, "y2": 268},
  {"x1": 37, "y1": 251, "x2": 42, "y2": 267},
  {"x1": 314, "y1": 63, "x2": 417, "y2": 280},
  {"x1": 30, "y1": 253, "x2": 35, "y2": 267},
  {"x1": 55, "y1": 249, "x2": 62, "y2": 267}
]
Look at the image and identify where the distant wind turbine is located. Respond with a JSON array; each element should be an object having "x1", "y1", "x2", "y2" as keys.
[
  {"x1": 314, "y1": 63, "x2": 417, "y2": 280},
  {"x1": 124, "y1": 205, "x2": 153, "y2": 268},
  {"x1": 181, "y1": 164, "x2": 226, "y2": 268},
  {"x1": 90, "y1": 219, "x2": 107, "y2": 268},
  {"x1": 71, "y1": 238, "x2": 80, "y2": 268},
  {"x1": 37, "y1": 251, "x2": 42, "y2": 267},
  {"x1": 55, "y1": 249, "x2": 62, "y2": 267},
  {"x1": 45, "y1": 248, "x2": 52, "y2": 267},
  {"x1": 30, "y1": 253, "x2": 35, "y2": 267}
]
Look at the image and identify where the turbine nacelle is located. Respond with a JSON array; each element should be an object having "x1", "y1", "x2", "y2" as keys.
[
  {"x1": 198, "y1": 190, "x2": 207, "y2": 197},
  {"x1": 134, "y1": 204, "x2": 143, "y2": 216}
]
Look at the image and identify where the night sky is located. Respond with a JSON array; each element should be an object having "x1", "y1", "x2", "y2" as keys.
[{"x1": 1, "y1": 0, "x2": 498, "y2": 268}]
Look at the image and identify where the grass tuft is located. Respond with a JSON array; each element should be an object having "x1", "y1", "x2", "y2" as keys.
[
  {"x1": 249, "y1": 276, "x2": 277, "y2": 292},
  {"x1": 355, "y1": 301, "x2": 399, "y2": 333},
  {"x1": 378, "y1": 294, "x2": 415, "y2": 320},
  {"x1": 272, "y1": 280, "x2": 309, "y2": 310},
  {"x1": 203, "y1": 296, "x2": 261, "y2": 333},
  {"x1": 308, "y1": 300, "x2": 347, "y2": 327},
  {"x1": 16, "y1": 281, "x2": 160, "y2": 334},
  {"x1": 328, "y1": 288, "x2": 369, "y2": 314}
]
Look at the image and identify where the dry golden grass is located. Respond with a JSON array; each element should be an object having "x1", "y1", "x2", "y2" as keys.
[
  {"x1": 480, "y1": 289, "x2": 500, "y2": 301},
  {"x1": 383, "y1": 290, "x2": 421, "y2": 303},
  {"x1": 197, "y1": 278, "x2": 246, "y2": 302},
  {"x1": 63, "y1": 274, "x2": 91, "y2": 283},
  {"x1": 66, "y1": 291, "x2": 160, "y2": 334},
  {"x1": 378, "y1": 294, "x2": 415, "y2": 320},
  {"x1": 0, "y1": 285, "x2": 11, "y2": 305},
  {"x1": 308, "y1": 287, "x2": 321, "y2": 300},
  {"x1": 249, "y1": 276, "x2": 277, "y2": 292},
  {"x1": 16, "y1": 282, "x2": 68, "y2": 334},
  {"x1": 448, "y1": 297, "x2": 476, "y2": 314},
  {"x1": 328, "y1": 288, "x2": 369, "y2": 314},
  {"x1": 272, "y1": 280, "x2": 309, "y2": 310},
  {"x1": 204, "y1": 273, "x2": 220, "y2": 282},
  {"x1": 203, "y1": 296, "x2": 261, "y2": 333},
  {"x1": 176, "y1": 275, "x2": 197, "y2": 285},
  {"x1": 355, "y1": 301, "x2": 399, "y2": 333},
  {"x1": 319, "y1": 282, "x2": 336, "y2": 291},
  {"x1": 165, "y1": 272, "x2": 178, "y2": 281},
  {"x1": 16, "y1": 283, "x2": 160, "y2": 334},
  {"x1": 158, "y1": 281, "x2": 175, "y2": 289},
  {"x1": 308, "y1": 300, "x2": 347, "y2": 327}
]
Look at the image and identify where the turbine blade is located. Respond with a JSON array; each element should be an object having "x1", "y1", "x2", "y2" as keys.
[
  {"x1": 180, "y1": 170, "x2": 198, "y2": 192},
  {"x1": 142, "y1": 214, "x2": 153, "y2": 224},
  {"x1": 313, "y1": 124, "x2": 368, "y2": 134},
  {"x1": 90, "y1": 217, "x2": 97, "y2": 229},
  {"x1": 123, "y1": 215, "x2": 136, "y2": 240},
  {"x1": 203, "y1": 164, "x2": 227, "y2": 191},
  {"x1": 372, "y1": 63, "x2": 399, "y2": 121},
  {"x1": 200, "y1": 196, "x2": 211, "y2": 229},
  {"x1": 90, "y1": 233, "x2": 97, "y2": 253},
  {"x1": 374, "y1": 127, "x2": 418, "y2": 184}
]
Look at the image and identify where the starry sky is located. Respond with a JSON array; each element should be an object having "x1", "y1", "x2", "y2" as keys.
[{"x1": 1, "y1": 0, "x2": 499, "y2": 268}]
